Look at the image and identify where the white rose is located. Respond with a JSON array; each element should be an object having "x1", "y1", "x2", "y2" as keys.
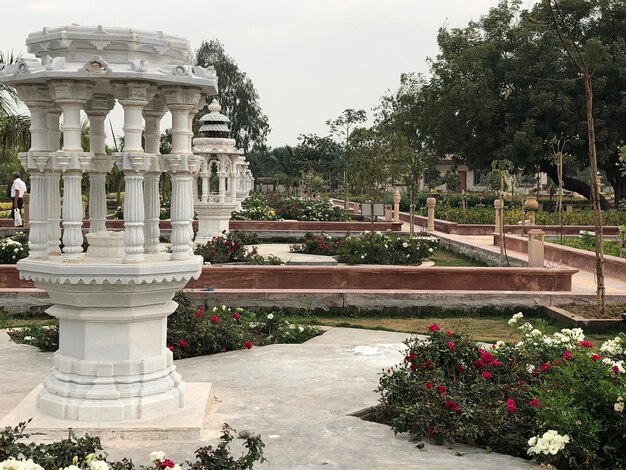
[
  {"x1": 89, "y1": 461, "x2": 108, "y2": 470},
  {"x1": 267, "y1": 313, "x2": 274, "y2": 320},
  {"x1": 150, "y1": 451, "x2": 166, "y2": 462}
]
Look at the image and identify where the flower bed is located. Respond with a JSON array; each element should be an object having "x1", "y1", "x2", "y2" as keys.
[
  {"x1": 194, "y1": 231, "x2": 282, "y2": 265},
  {"x1": 232, "y1": 193, "x2": 350, "y2": 222},
  {"x1": 0, "y1": 421, "x2": 265, "y2": 470},
  {"x1": 290, "y1": 231, "x2": 438, "y2": 266},
  {"x1": 8, "y1": 292, "x2": 321, "y2": 358},
  {"x1": 377, "y1": 313, "x2": 626, "y2": 468},
  {"x1": 0, "y1": 232, "x2": 29, "y2": 264}
]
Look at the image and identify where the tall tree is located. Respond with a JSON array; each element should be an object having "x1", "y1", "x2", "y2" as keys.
[
  {"x1": 195, "y1": 39, "x2": 270, "y2": 153},
  {"x1": 326, "y1": 109, "x2": 367, "y2": 208}
]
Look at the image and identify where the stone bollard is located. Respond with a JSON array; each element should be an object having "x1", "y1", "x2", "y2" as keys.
[
  {"x1": 426, "y1": 197, "x2": 436, "y2": 232},
  {"x1": 393, "y1": 188, "x2": 401, "y2": 223},
  {"x1": 566, "y1": 204, "x2": 573, "y2": 213},
  {"x1": 23, "y1": 193, "x2": 30, "y2": 227},
  {"x1": 528, "y1": 229, "x2": 545, "y2": 267},
  {"x1": 494, "y1": 199, "x2": 503, "y2": 233},
  {"x1": 524, "y1": 196, "x2": 539, "y2": 225},
  {"x1": 384, "y1": 204, "x2": 392, "y2": 221}
]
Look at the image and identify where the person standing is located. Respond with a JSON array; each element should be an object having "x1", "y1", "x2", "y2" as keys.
[{"x1": 11, "y1": 171, "x2": 27, "y2": 227}]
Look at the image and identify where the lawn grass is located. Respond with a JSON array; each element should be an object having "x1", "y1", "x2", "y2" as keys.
[{"x1": 430, "y1": 248, "x2": 488, "y2": 267}]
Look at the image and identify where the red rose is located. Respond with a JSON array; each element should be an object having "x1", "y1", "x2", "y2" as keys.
[
  {"x1": 444, "y1": 400, "x2": 461, "y2": 415},
  {"x1": 492, "y1": 360, "x2": 502, "y2": 367},
  {"x1": 482, "y1": 371, "x2": 493, "y2": 380},
  {"x1": 196, "y1": 306, "x2": 205, "y2": 318},
  {"x1": 591, "y1": 354, "x2": 602, "y2": 362},
  {"x1": 539, "y1": 362, "x2": 551, "y2": 372},
  {"x1": 410, "y1": 363, "x2": 417, "y2": 371},
  {"x1": 530, "y1": 399, "x2": 540, "y2": 408},
  {"x1": 445, "y1": 330, "x2": 453, "y2": 338},
  {"x1": 244, "y1": 340, "x2": 253, "y2": 349},
  {"x1": 422, "y1": 359, "x2": 433, "y2": 369},
  {"x1": 425, "y1": 382, "x2": 433, "y2": 389},
  {"x1": 428, "y1": 323, "x2": 441, "y2": 332},
  {"x1": 436, "y1": 385, "x2": 447, "y2": 395},
  {"x1": 427, "y1": 425, "x2": 437, "y2": 438},
  {"x1": 210, "y1": 315, "x2": 219, "y2": 324},
  {"x1": 562, "y1": 351, "x2": 574, "y2": 361},
  {"x1": 447, "y1": 341, "x2": 456, "y2": 351},
  {"x1": 167, "y1": 345, "x2": 174, "y2": 352},
  {"x1": 579, "y1": 340, "x2": 593, "y2": 348},
  {"x1": 233, "y1": 312, "x2": 241, "y2": 321},
  {"x1": 613, "y1": 365, "x2": 621, "y2": 375},
  {"x1": 456, "y1": 364, "x2": 465, "y2": 374},
  {"x1": 506, "y1": 398, "x2": 516, "y2": 413},
  {"x1": 473, "y1": 359, "x2": 486, "y2": 369},
  {"x1": 161, "y1": 459, "x2": 175, "y2": 469},
  {"x1": 178, "y1": 339, "x2": 188, "y2": 347},
  {"x1": 478, "y1": 348, "x2": 495, "y2": 364}
]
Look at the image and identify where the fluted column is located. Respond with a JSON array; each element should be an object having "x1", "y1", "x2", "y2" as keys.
[
  {"x1": 161, "y1": 86, "x2": 202, "y2": 260},
  {"x1": 200, "y1": 159, "x2": 209, "y2": 203},
  {"x1": 229, "y1": 156, "x2": 240, "y2": 203},
  {"x1": 49, "y1": 80, "x2": 95, "y2": 258},
  {"x1": 143, "y1": 94, "x2": 166, "y2": 254},
  {"x1": 16, "y1": 84, "x2": 52, "y2": 259},
  {"x1": 46, "y1": 108, "x2": 62, "y2": 255},
  {"x1": 112, "y1": 82, "x2": 155, "y2": 263},
  {"x1": 85, "y1": 95, "x2": 115, "y2": 234},
  {"x1": 218, "y1": 157, "x2": 227, "y2": 203}
]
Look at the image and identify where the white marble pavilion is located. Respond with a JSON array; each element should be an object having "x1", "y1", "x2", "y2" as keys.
[{"x1": 0, "y1": 25, "x2": 217, "y2": 421}]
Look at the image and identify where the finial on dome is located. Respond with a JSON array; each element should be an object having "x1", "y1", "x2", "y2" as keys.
[{"x1": 208, "y1": 99, "x2": 221, "y2": 113}]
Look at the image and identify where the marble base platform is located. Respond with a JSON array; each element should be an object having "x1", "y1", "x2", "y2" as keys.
[{"x1": 0, "y1": 382, "x2": 212, "y2": 441}]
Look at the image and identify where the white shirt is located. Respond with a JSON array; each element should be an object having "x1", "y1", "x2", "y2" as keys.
[{"x1": 11, "y1": 178, "x2": 27, "y2": 198}]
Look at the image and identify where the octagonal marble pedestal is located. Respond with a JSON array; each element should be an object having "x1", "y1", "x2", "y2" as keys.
[
  {"x1": 195, "y1": 203, "x2": 237, "y2": 244},
  {"x1": 14, "y1": 250, "x2": 203, "y2": 423}
]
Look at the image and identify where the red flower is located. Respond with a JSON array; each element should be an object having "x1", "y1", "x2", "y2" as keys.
[
  {"x1": 428, "y1": 323, "x2": 441, "y2": 332},
  {"x1": 492, "y1": 360, "x2": 502, "y2": 367},
  {"x1": 472, "y1": 359, "x2": 486, "y2": 369},
  {"x1": 178, "y1": 339, "x2": 188, "y2": 347},
  {"x1": 410, "y1": 363, "x2": 417, "y2": 371},
  {"x1": 506, "y1": 398, "x2": 516, "y2": 413},
  {"x1": 530, "y1": 399, "x2": 541, "y2": 408},
  {"x1": 425, "y1": 382, "x2": 433, "y2": 390},
  {"x1": 591, "y1": 354, "x2": 602, "y2": 362},
  {"x1": 444, "y1": 400, "x2": 461, "y2": 415},
  {"x1": 233, "y1": 312, "x2": 241, "y2": 321},
  {"x1": 196, "y1": 306, "x2": 205, "y2": 318},
  {"x1": 210, "y1": 315, "x2": 219, "y2": 324},
  {"x1": 436, "y1": 385, "x2": 447, "y2": 396},
  {"x1": 427, "y1": 425, "x2": 437, "y2": 438},
  {"x1": 447, "y1": 341, "x2": 456, "y2": 351},
  {"x1": 244, "y1": 340, "x2": 253, "y2": 350},
  {"x1": 579, "y1": 340, "x2": 593, "y2": 348},
  {"x1": 482, "y1": 371, "x2": 493, "y2": 380},
  {"x1": 456, "y1": 364, "x2": 465, "y2": 374},
  {"x1": 404, "y1": 352, "x2": 416, "y2": 362},
  {"x1": 478, "y1": 348, "x2": 495, "y2": 364},
  {"x1": 422, "y1": 359, "x2": 433, "y2": 369},
  {"x1": 167, "y1": 345, "x2": 174, "y2": 352},
  {"x1": 613, "y1": 365, "x2": 621, "y2": 375},
  {"x1": 160, "y1": 459, "x2": 175, "y2": 469},
  {"x1": 562, "y1": 351, "x2": 574, "y2": 361},
  {"x1": 445, "y1": 330, "x2": 453, "y2": 338},
  {"x1": 539, "y1": 362, "x2": 551, "y2": 372}
]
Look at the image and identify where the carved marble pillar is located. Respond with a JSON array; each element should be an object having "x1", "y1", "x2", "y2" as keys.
[
  {"x1": 426, "y1": 197, "x2": 436, "y2": 232},
  {"x1": 46, "y1": 107, "x2": 62, "y2": 255},
  {"x1": 162, "y1": 86, "x2": 202, "y2": 260},
  {"x1": 218, "y1": 157, "x2": 227, "y2": 203},
  {"x1": 200, "y1": 159, "x2": 209, "y2": 203},
  {"x1": 16, "y1": 84, "x2": 51, "y2": 259},
  {"x1": 49, "y1": 80, "x2": 95, "y2": 258},
  {"x1": 85, "y1": 95, "x2": 115, "y2": 234},
  {"x1": 112, "y1": 82, "x2": 155, "y2": 263},
  {"x1": 229, "y1": 156, "x2": 240, "y2": 203},
  {"x1": 143, "y1": 95, "x2": 166, "y2": 254}
]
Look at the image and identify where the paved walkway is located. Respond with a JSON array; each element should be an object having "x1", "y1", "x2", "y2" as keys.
[{"x1": 0, "y1": 327, "x2": 535, "y2": 469}]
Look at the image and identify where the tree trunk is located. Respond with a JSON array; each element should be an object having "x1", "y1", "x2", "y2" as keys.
[{"x1": 540, "y1": 161, "x2": 611, "y2": 210}]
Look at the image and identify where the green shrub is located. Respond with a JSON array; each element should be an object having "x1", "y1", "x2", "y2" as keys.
[
  {"x1": 336, "y1": 232, "x2": 438, "y2": 265},
  {"x1": 377, "y1": 314, "x2": 626, "y2": 468},
  {"x1": 290, "y1": 232, "x2": 341, "y2": 256},
  {"x1": 550, "y1": 232, "x2": 622, "y2": 257},
  {"x1": 231, "y1": 193, "x2": 281, "y2": 221},
  {"x1": 194, "y1": 232, "x2": 258, "y2": 264},
  {"x1": 233, "y1": 193, "x2": 350, "y2": 222},
  {"x1": 0, "y1": 232, "x2": 30, "y2": 264}
]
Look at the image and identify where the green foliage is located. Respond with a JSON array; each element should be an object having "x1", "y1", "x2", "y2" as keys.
[
  {"x1": 0, "y1": 232, "x2": 29, "y2": 264},
  {"x1": 194, "y1": 232, "x2": 257, "y2": 264},
  {"x1": 1, "y1": 421, "x2": 266, "y2": 470},
  {"x1": 336, "y1": 232, "x2": 438, "y2": 265},
  {"x1": 551, "y1": 232, "x2": 622, "y2": 257},
  {"x1": 232, "y1": 193, "x2": 350, "y2": 222},
  {"x1": 7, "y1": 323, "x2": 59, "y2": 351},
  {"x1": 377, "y1": 314, "x2": 626, "y2": 467},
  {"x1": 231, "y1": 193, "x2": 281, "y2": 221},
  {"x1": 290, "y1": 232, "x2": 341, "y2": 256}
]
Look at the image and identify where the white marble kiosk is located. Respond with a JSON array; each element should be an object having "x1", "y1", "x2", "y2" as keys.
[{"x1": 0, "y1": 25, "x2": 217, "y2": 422}]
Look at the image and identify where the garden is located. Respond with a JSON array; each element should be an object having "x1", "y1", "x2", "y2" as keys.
[{"x1": 231, "y1": 193, "x2": 350, "y2": 222}]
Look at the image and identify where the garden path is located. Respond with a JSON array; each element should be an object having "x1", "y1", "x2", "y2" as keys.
[{"x1": 0, "y1": 328, "x2": 535, "y2": 469}]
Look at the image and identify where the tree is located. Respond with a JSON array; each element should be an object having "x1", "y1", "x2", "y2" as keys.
[
  {"x1": 294, "y1": 134, "x2": 343, "y2": 190},
  {"x1": 194, "y1": 39, "x2": 270, "y2": 153},
  {"x1": 395, "y1": 0, "x2": 625, "y2": 208},
  {"x1": 326, "y1": 109, "x2": 367, "y2": 208}
]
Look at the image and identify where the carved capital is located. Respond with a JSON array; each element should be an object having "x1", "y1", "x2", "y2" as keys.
[{"x1": 48, "y1": 80, "x2": 95, "y2": 103}]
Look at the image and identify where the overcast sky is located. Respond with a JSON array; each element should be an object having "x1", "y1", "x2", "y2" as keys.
[{"x1": 1, "y1": 0, "x2": 520, "y2": 148}]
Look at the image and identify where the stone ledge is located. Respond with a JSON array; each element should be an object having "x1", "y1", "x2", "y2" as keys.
[
  {"x1": 542, "y1": 305, "x2": 626, "y2": 332},
  {"x1": 0, "y1": 382, "x2": 212, "y2": 441}
]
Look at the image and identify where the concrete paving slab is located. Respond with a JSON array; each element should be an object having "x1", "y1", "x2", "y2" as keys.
[{"x1": 0, "y1": 328, "x2": 535, "y2": 469}]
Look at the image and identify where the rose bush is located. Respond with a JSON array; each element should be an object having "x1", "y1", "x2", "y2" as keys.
[
  {"x1": 336, "y1": 231, "x2": 438, "y2": 265},
  {"x1": 0, "y1": 232, "x2": 29, "y2": 264},
  {"x1": 377, "y1": 313, "x2": 626, "y2": 468},
  {"x1": 232, "y1": 193, "x2": 350, "y2": 222}
]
